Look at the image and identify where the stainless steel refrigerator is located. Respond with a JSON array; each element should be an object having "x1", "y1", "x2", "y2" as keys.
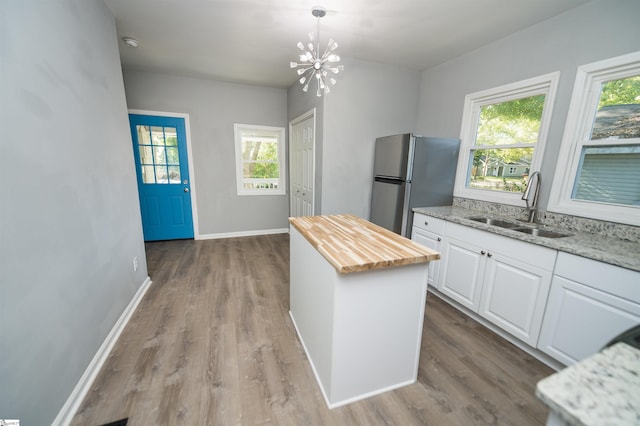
[{"x1": 370, "y1": 134, "x2": 460, "y2": 237}]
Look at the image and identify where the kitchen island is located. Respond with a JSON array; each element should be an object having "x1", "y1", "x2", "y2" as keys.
[{"x1": 289, "y1": 214, "x2": 439, "y2": 408}]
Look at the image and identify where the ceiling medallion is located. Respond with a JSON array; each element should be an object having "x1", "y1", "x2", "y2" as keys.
[{"x1": 290, "y1": 6, "x2": 344, "y2": 97}]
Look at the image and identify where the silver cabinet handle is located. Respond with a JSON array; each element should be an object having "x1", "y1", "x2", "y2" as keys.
[{"x1": 184, "y1": 188, "x2": 189, "y2": 193}]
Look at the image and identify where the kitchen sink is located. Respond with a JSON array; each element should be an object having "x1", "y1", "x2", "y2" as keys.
[
  {"x1": 467, "y1": 216, "x2": 572, "y2": 238},
  {"x1": 512, "y1": 228, "x2": 572, "y2": 238},
  {"x1": 467, "y1": 217, "x2": 523, "y2": 229}
]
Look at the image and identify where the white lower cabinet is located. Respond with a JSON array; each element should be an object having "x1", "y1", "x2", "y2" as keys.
[
  {"x1": 439, "y1": 222, "x2": 556, "y2": 347},
  {"x1": 478, "y1": 252, "x2": 553, "y2": 346},
  {"x1": 411, "y1": 213, "x2": 446, "y2": 288},
  {"x1": 415, "y1": 213, "x2": 640, "y2": 367},
  {"x1": 439, "y1": 236, "x2": 485, "y2": 310},
  {"x1": 537, "y1": 252, "x2": 640, "y2": 366}
]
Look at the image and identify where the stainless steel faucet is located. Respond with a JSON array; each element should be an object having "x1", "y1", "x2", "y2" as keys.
[{"x1": 522, "y1": 171, "x2": 541, "y2": 223}]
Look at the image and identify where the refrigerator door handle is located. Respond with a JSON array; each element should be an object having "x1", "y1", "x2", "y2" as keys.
[
  {"x1": 374, "y1": 176, "x2": 404, "y2": 184},
  {"x1": 400, "y1": 180, "x2": 412, "y2": 236}
]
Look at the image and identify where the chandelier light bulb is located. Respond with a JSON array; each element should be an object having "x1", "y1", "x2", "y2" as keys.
[{"x1": 290, "y1": 5, "x2": 343, "y2": 97}]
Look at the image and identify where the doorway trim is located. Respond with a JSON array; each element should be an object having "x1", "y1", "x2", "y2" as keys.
[
  {"x1": 289, "y1": 108, "x2": 316, "y2": 216},
  {"x1": 128, "y1": 109, "x2": 200, "y2": 239}
]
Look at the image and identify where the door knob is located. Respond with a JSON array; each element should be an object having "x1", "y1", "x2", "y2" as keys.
[{"x1": 184, "y1": 188, "x2": 189, "y2": 193}]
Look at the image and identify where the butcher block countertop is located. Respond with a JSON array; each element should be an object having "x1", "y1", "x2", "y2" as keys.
[{"x1": 289, "y1": 214, "x2": 439, "y2": 274}]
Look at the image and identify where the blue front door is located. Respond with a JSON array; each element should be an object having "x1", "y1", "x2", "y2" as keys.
[{"x1": 129, "y1": 114, "x2": 194, "y2": 241}]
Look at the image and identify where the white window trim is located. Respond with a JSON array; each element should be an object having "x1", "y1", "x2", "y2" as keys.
[
  {"x1": 234, "y1": 123, "x2": 286, "y2": 196},
  {"x1": 548, "y1": 51, "x2": 640, "y2": 226},
  {"x1": 454, "y1": 72, "x2": 560, "y2": 206}
]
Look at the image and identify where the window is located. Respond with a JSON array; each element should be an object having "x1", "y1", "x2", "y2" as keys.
[
  {"x1": 549, "y1": 51, "x2": 640, "y2": 226},
  {"x1": 136, "y1": 125, "x2": 181, "y2": 184},
  {"x1": 454, "y1": 73, "x2": 559, "y2": 205},
  {"x1": 234, "y1": 124, "x2": 286, "y2": 195}
]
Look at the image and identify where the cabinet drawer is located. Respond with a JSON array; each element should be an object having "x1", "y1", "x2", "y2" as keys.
[
  {"x1": 446, "y1": 222, "x2": 557, "y2": 271},
  {"x1": 413, "y1": 213, "x2": 446, "y2": 235},
  {"x1": 554, "y1": 252, "x2": 640, "y2": 302}
]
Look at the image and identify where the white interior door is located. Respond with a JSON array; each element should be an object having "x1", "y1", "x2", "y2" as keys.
[{"x1": 289, "y1": 110, "x2": 315, "y2": 217}]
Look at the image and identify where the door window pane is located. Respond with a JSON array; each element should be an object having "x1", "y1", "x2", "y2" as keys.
[
  {"x1": 168, "y1": 166, "x2": 181, "y2": 183},
  {"x1": 141, "y1": 165, "x2": 155, "y2": 183},
  {"x1": 139, "y1": 146, "x2": 153, "y2": 164},
  {"x1": 137, "y1": 125, "x2": 151, "y2": 145},
  {"x1": 153, "y1": 146, "x2": 166, "y2": 164},
  {"x1": 151, "y1": 126, "x2": 164, "y2": 145},
  {"x1": 166, "y1": 147, "x2": 179, "y2": 165},
  {"x1": 165, "y1": 128, "x2": 178, "y2": 146},
  {"x1": 155, "y1": 166, "x2": 168, "y2": 184},
  {"x1": 135, "y1": 125, "x2": 181, "y2": 184}
]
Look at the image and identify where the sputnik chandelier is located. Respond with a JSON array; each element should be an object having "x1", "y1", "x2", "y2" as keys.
[{"x1": 290, "y1": 6, "x2": 344, "y2": 97}]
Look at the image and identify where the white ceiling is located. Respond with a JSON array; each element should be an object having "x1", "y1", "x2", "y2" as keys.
[{"x1": 104, "y1": 0, "x2": 593, "y2": 89}]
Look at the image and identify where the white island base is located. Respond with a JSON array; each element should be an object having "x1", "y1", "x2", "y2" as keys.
[{"x1": 289, "y1": 226, "x2": 429, "y2": 409}]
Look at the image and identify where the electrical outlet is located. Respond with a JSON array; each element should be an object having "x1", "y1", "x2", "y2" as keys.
[{"x1": 133, "y1": 256, "x2": 138, "y2": 272}]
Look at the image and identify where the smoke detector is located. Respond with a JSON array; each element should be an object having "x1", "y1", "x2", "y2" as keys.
[{"x1": 122, "y1": 37, "x2": 139, "y2": 48}]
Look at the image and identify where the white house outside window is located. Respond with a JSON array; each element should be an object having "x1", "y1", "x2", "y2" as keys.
[
  {"x1": 454, "y1": 73, "x2": 559, "y2": 206},
  {"x1": 234, "y1": 124, "x2": 286, "y2": 196},
  {"x1": 549, "y1": 51, "x2": 640, "y2": 226}
]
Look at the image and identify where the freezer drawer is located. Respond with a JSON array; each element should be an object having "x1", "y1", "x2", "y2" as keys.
[
  {"x1": 373, "y1": 134, "x2": 411, "y2": 178},
  {"x1": 370, "y1": 177, "x2": 406, "y2": 234}
]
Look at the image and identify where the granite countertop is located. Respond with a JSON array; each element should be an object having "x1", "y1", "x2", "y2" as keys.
[
  {"x1": 536, "y1": 342, "x2": 640, "y2": 425},
  {"x1": 413, "y1": 206, "x2": 640, "y2": 273},
  {"x1": 289, "y1": 214, "x2": 439, "y2": 274}
]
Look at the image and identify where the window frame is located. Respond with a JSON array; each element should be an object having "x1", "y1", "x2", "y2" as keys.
[
  {"x1": 233, "y1": 123, "x2": 286, "y2": 196},
  {"x1": 548, "y1": 51, "x2": 640, "y2": 226},
  {"x1": 454, "y1": 72, "x2": 560, "y2": 206}
]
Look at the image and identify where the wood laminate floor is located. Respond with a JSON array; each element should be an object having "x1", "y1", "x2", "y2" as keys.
[{"x1": 71, "y1": 234, "x2": 553, "y2": 426}]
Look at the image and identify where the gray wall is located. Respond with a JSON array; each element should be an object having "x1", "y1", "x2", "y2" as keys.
[
  {"x1": 416, "y1": 0, "x2": 640, "y2": 210},
  {"x1": 123, "y1": 70, "x2": 289, "y2": 235},
  {"x1": 0, "y1": 2, "x2": 148, "y2": 425},
  {"x1": 323, "y1": 57, "x2": 421, "y2": 217}
]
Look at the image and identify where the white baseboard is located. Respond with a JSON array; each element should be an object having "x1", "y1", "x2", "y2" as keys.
[
  {"x1": 197, "y1": 227, "x2": 288, "y2": 240},
  {"x1": 52, "y1": 276, "x2": 153, "y2": 426}
]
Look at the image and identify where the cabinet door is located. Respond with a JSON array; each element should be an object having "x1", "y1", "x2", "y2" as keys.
[
  {"x1": 411, "y1": 227, "x2": 442, "y2": 287},
  {"x1": 537, "y1": 275, "x2": 640, "y2": 366},
  {"x1": 439, "y1": 237, "x2": 485, "y2": 311},
  {"x1": 479, "y1": 253, "x2": 552, "y2": 346}
]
